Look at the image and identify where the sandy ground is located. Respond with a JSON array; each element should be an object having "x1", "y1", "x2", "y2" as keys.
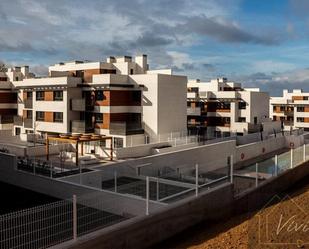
[{"x1": 155, "y1": 177, "x2": 309, "y2": 249}]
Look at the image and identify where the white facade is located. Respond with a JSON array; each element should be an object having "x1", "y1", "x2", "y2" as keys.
[
  {"x1": 270, "y1": 89, "x2": 309, "y2": 130},
  {"x1": 187, "y1": 78, "x2": 270, "y2": 136}
]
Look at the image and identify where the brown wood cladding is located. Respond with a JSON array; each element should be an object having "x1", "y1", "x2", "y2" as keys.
[
  {"x1": 305, "y1": 118, "x2": 309, "y2": 123},
  {"x1": 95, "y1": 91, "x2": 110, "y2": 106},
  {"x1": 95, "y1": 90, "x2": 141, "y2": 106},
  {"x1": 44, "y1": 112, "x2": 54, "y2": 122},
  {"x1": 23, "y1": 110, "x2": 27, "y2": 118},
  {"x1": 44, "y1": 91, "x2": 54, "y2": 101},
  {"x1": 305, "y1": 106, "x2": 309, "y2": 112},
  {"x1": 292, "y1": 96, "x2": 303, "y2": 101},
  {"x1": 83, "y1": 69, "x2": 101, "y2": 83},
  {"x1": 23, "y1": 92, "x2": 27, "y2": 101},
  {"x1": 0, "y1": 92, "x2": 17, "y2": 103}
]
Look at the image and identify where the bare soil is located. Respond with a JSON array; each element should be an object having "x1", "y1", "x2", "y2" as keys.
[{"x1": 154, "y1": 177, "x2": 309, "y2": 249}]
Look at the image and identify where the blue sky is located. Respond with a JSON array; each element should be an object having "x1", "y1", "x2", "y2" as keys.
[{"x1": 1, "y1": 0, "x2": 309, "y2": 95}]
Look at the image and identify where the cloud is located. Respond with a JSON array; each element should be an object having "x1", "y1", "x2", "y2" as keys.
[
  {"x1": 177, "y1": 16, "x2": 279, "y2": 45},
  {"x1": 0, "y1": 0, "x2": 281, "y2": 68},
  {"x1": 234, "y1": 68, "x2": 309, "y2": 96}
]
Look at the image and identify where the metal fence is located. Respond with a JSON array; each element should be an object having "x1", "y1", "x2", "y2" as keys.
[
  {"x1": 0, "y1": 199, "x2": 73, "y2": 249},
  {"x1": 0, "y1": 192, "x2": 130, "y2": 249}
]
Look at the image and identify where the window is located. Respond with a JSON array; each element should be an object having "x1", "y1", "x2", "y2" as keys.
[
  {"x1": 26, "y1": 91, "x2": 33, "y2": 98},
  {"x1": 53, "y1": 91, "x2": 63, "y2": 101},
  {"x1": 238, "y1": 102, "x2": 246, "y2": 110},
  {"x1": 53, "y1": 112, "x2": 63, "y2": 123},
  {"x1": 130, "y1": 69, "x2": 134, "y2": 75},
  {"x1": 297, "y1": 117, "x2": 305, "y2": 123},
  {"x1": 297, "y1": 106, "x2": 305, "y2": 112},
  {"x1": 26, "y1": 110, "x2": 32, "y2": 119},
  {"x1": 36, "y1": 91, "x2": 44, "y2": 101},
  {"x1": 95, "y1": 113, "x2": 103, "y2": 123},
  {"x1": 95, "y1": 91, "x2": 105, "y2": 101},
  {"x1": 0, "y1": 77, "x2": 7, "y2": 81},
  {"x1": 238, "y1": 117, "x2": 246, "y2": 122},
  {"x1": 254, "y1": 117, "x2": 258, "y2": 124},
  {"x1": 280, "y1": 106, "x2": 285, "y2": 112},
  {"x1": 304, "y1": 96, "x2": 309, "y2": 101},
  {"x1": 15, "y1": 127, "x2": 21, "y2": 136},
  {"x1": 132, "y1": 91, "x2": 141, "y2": 102},
  {"x1": 36, "y1": 111, "x2": 45, "y2": 121}
]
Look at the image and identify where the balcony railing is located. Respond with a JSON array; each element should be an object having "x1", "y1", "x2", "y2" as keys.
[
  {"x1": 71, "y1": 99, "x2": 85, "y2": 111},
  {"x1": 0, "y1": 115, "x2": 14, "y2": 124},
  {"x1": 187, "y1": 107, "x2": 201, "y2": 116},
  {"x1": 109, "y1": 122, "x2": 144, "y2": 135},
  {"x1": 24, "y1": 98, "x2": 33, "y2": 109},
  {"x1": 71, "y1": 120, "x2": 94, "y2": 133},
  {"x1": 14, "y1": 116, "x2": 23, "y2": 126},
  {"x1": 24, "y1": 118, "x2": 33, "y2": 128}
]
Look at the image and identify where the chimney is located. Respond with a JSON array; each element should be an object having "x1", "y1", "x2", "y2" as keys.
[{"x1": 135, "y1": 54, "x2": 148, "y2": 71}]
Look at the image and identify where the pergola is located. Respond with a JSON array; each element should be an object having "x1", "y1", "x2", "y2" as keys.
[{"x1": 46, "y1": 134, "x2": 113, "y2": 166}]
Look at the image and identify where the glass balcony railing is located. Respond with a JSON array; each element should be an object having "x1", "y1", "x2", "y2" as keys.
[
  {"x1": 24, "y1": 98, "x2": 33, "y2": 109},
  {"x1": 109, "y1": 122, "x2": 144, "y2": 135}
]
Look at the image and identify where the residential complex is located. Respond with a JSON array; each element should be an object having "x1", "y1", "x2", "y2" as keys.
[
  {"x1": 4, "y1": 55, "x2": 187, "y2": 147},
  {"x1": 270, "y1": 89, "x2": 309, "y2": 131},
  {"x1": 0, "y1": 65, "x2": 32, "y2": 130},
  {"x1": 187, "y1": 78, "x2": 270, "y2": 137}
]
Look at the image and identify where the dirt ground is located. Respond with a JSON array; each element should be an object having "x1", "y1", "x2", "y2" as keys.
[{"x1": 154, "y1": 177, "x2": 309, "y2": 249}]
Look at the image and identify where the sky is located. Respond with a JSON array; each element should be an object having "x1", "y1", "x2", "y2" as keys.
[{"x1": 1, "y1": 0, "x2": 309, "y2": 96}]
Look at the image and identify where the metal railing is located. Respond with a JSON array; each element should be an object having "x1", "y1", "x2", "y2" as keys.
[
  {"x1": 0, "y1": 193, "x2": 129, "y2": 249},
  {"x1": 24, "y1": 118, "x2": 33, "y2": 128},
  {"x1": 13, "y1": 116, "x2": 23, "y2": 126},
  {"x1": 110, "y1": 122, "x2": 144, "y2": 136},
  {"x1": 24, "y1": 98, "x2": 33, "y2": 109}
]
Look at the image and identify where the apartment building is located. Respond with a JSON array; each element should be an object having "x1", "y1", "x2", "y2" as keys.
[
  {"x1": 0, "y1": 65, "x2": 32, "y2": 130},
  {"x1": 187, "y1": 78, "x2": 269, "y2": 137},
  {"x1": 12, "y1": 55, "x2": 187, "y2": 147},
  {"x1": 270, "y1": 89, "x2": 309, "y2": 131}
]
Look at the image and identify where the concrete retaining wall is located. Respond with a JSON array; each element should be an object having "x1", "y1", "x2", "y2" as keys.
[{"x1": 0, "y1": 153, "x2": 164, "y2": 216}]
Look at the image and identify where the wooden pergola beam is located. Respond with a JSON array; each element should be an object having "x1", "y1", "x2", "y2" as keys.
[{"x1": 45, "y1": 135, "x2": 114, "y2": 164}]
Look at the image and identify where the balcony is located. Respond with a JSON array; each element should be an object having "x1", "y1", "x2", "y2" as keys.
[
  {"x1": 71, "y1": 99, "x2": 85, "y2": 111},
  {"x1": 24, "y1": 98, "x2": 33, "y2": 109},
  {"x1": 187, "y1": 92, "x2": 198, "y2": 99},
  {"x1": 24, "y1": 118, "x2": 33, "y2": 128},
  {"x1": 14, "y1": 116, "x2": 23, "y2": 126},
  {"x1": 71, "y1": 120, "x2": 94, "y2": 133},
  {"x1": 187, "y1": 107, "x2": 201, "y2": 116},
  {"x1": 0, "y1": 115, "x2": 14, "y2": 124},
  {"x1": 109, "y1": 122, "x2": 144, "y2": 136}
]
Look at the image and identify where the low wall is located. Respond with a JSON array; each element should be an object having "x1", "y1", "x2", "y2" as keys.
[
  {"x1": 236, "y1": 136, "x2": 286, "y2": 163},
  {"x1": 115, "y1": 142, "x2": 171, "y2": 159},
  {"x1": 0, "y1": 153, "x2": 163, "y2": 216}
]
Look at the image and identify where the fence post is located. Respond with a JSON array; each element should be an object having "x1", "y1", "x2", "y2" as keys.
[
  {"x1": 186, "y1": 135, "x2": 188, "y2": 144},
  {"x1": 255, "y1": 163, "x2": 259, "y2": 187},
  {"x1": 195, "y1": 164, "x2": 199, "y2": 197},
  {"x1": 174, "y1": 138, "x2": 177, "y2": 147},
  {"x1": 114, "y1": 171, "x2": 117, "y2": 193},
  {"x1": 146, "y1": 176, "x2": 149, "y2": 215},
  {"x1": 73, "y1": 195, "x2": 77, "y2": 241},
  {"x1": 156, "y1": 177, "x2": 159, "y2": 201},
  {"x1": 50, "y1": 161, "x2": 53, "y2": 178},
  {"x1": 275, "y1": 155, "x2": 278, "y2": 176},
  {"x1": 290, "y1": 148, "x2": 294, "y2": 169},
  {"x1": 303, "y1": 144, "x2": 306, "y2": 162},
  {"x1": 230, "y1": 155, "x2": 234, "y2": 183}
]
